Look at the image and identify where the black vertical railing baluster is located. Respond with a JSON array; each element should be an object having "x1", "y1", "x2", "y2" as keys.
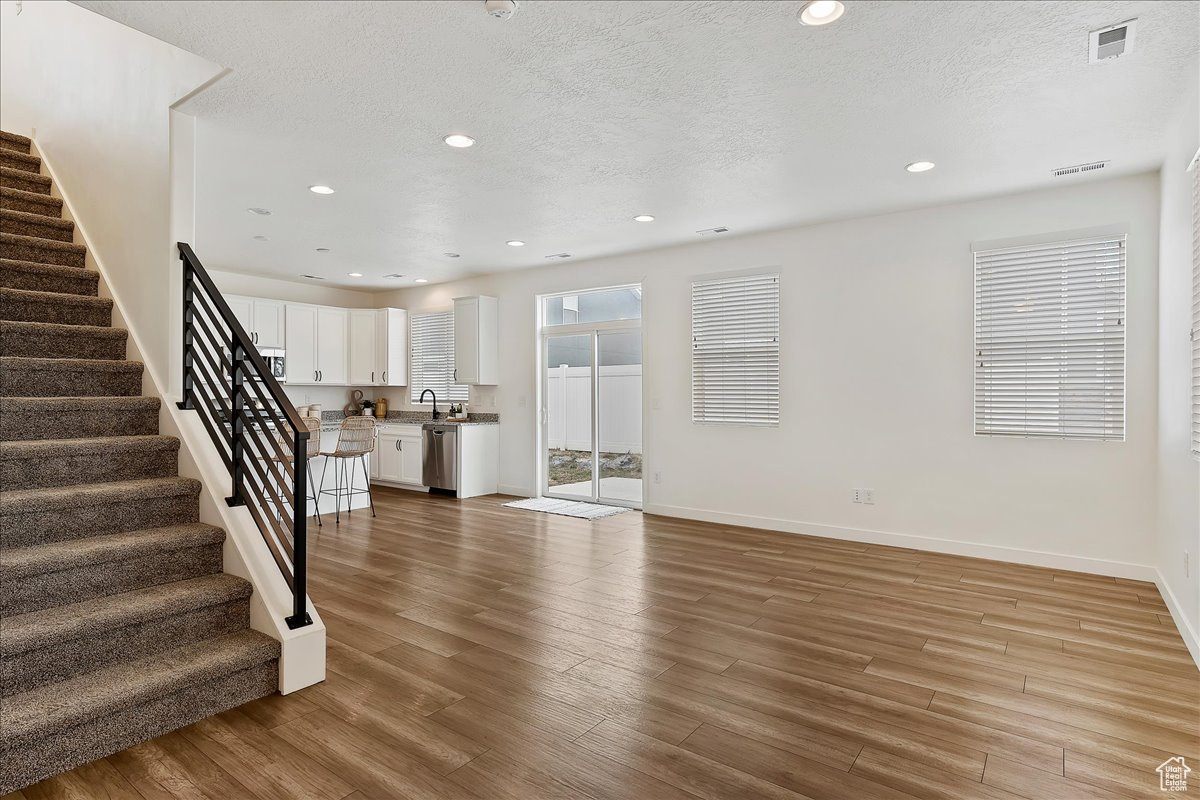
[
  {"x1": 177, "y1": 259, "x2": 194, "y2": 411},
  {"x1": 287, "y1": 425, "x2": 312, "y2": 629},
  {"x1": 227, "y1": 336, "x2": 246, "y2": 507}
]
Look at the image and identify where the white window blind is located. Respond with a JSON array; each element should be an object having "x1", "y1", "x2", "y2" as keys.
[
  {"x1": 409, "y1": 311, "x2": 468, "y2": 403},
  {"x1": 692, "y1": 273, "x2": 780, "y2": 426},
  {"x1": 1191, "y1": 164, "x2": 1200, "y2": 456},
  {"x1": 974, "y1": 235, "x2": 1126, "y2": 440}
]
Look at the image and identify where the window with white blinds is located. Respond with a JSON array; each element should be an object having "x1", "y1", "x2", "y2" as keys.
[
  {"x1": 974, "y1": 235, "x2": 1126, "y2": 441},
  {"x1": 409, "y1": 311, "x2": 468, "y2": 403},
  {"x1": 692, "y1": 273, "x2": 780, "y2": 426},
  {"x1": 1191, "y1": 164, "x2": 1200, "y2": 457}
]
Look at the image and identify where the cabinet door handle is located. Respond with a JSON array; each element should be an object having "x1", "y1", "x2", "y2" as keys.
[
  {"x1": 396, "y1": 440, "x2": 401, "y2": 451},
  {"x1": 371, "y1": 371, "x2": 375, "y2": 382},
  {"x1": 382, "y1": 371, "x2": 387, "y2": 383},
  {"x1": 314, "y1": 370, "x2": 317, "y2": 382}
]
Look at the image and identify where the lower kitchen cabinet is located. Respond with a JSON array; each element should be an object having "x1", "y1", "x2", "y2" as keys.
[{"x1": 372, "y1": 425, "x2": 424, "y2": 488}]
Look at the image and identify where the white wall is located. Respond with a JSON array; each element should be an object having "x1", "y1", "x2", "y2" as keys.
[
  {"x1": 0, "y1": 0, "x2": 224, "y2": 390},
  {"x1": 379, "y1": 173, "x2": 1161, "y2": 576},
  {"x1": 1155, "y1": 58, "x2": 1200, "y2": 663}
]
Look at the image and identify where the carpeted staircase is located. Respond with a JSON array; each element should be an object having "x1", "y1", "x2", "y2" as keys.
[{"x1": 0, "y1": 130, "x2": 280, "y2": 793}]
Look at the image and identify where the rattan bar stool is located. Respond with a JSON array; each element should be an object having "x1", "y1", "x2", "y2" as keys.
[
  {"x1": 317, "y1": 416, "x2": 377, "y2": 524},
  {"x1": 269, "y1": 415, "x2": 324, "y2": 527}
]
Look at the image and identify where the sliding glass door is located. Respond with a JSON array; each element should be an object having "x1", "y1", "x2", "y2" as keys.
[{"x1": 540, "y1": 287, "x2": 642, "y2": 508}]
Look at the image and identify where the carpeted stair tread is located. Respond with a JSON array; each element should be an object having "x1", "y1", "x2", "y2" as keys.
[
  {"x1": 0, "y1": 476, "x2": 200, "y2": 515},
  {"x1": 0, "y1": 149, "x2": 40, "y2": 174},
  {"x1": 0, "y1": 131, "x2": 31, "y2": 152},
  {"x1": 0, "y1": 522, "x2": 220, "y2": 582},
  {"x1": 0, "y1": 396, "x2": 160, "y2": 441},
  {"x1": 1, "y1": 629, "x2": 280, "y2": 746},
  {"x1": 0, "y1": 232, "x2": 86, "y2": 267},
  {"x1": 0, "y1": 208, "x2": 73, "y2": 242},
  {"x1": 0, "y1": 434, "x2": 177, "y2": 489},
  {"x1": 0, "y1": 355, "x2": 143, "y2": 397},
  {"x1": 0, "y1": 434, "x2": 177, "y2": 467},
  {"x1": 0, "y1": 321, "x2": 123, "y2": 360},
  {"x1": 0, "y1": 259, "x2": 97, "y2": 295},
  {"x1": 0, "y1": 166, "x2": 51, "y2": 195},
  {"x1": 1, "y1": 573, "x2": 248, "y2": 658},
  {"x1": 0, "y1": 286, "x2": 111, "y2": 326},
  {"x1": 0, "y1": 187, "x2": 63, "y2": 218}
]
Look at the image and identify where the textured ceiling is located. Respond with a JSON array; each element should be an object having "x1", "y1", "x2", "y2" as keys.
[{"x1": 76, "y1": 0, "x2": 1199, "y2": 288}]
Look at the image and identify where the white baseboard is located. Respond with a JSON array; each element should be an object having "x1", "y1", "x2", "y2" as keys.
[
  {"x1": 498, "y1": 484, "x2": 534, "y2": 498},
  {"x1": 641, "y1": 502, "x2": 1158, "y2": 582},
  {"x1": 1155, "y1": 569, "x2": 1200, "y2": 671}
]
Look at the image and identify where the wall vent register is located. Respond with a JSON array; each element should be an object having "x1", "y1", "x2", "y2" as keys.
[
  {"x1": 974, "y1": 235, "x2": 1126, "y2": 441},
  {"x1": 691, "y1": 273, "x2": 780, "y2": 426}
]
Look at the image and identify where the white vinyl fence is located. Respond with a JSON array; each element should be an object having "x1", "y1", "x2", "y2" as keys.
[{"x1": 546, "y1": 365, "x2": 642, "y2": 453}]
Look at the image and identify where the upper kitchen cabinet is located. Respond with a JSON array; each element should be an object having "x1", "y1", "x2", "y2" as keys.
[
  {"x1": 226, "y1": 296, "x2": 285, "y2": 349},
  {"x1": 285, "y1": 303, "x2": 348, "y2": 384},
  {"x1": 349, "y1": 308, "x2": 408, "y2": 386},
  {"x1": 454, "y1": 295, "x2": 498, "y2": 385}
]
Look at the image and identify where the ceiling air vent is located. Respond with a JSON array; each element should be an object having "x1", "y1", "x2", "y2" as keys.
[
  {"x1": 382, "y1": 273, "x2": 405, "y2": 278},
  {"x1": 1089, "y1": 20, "x2": 1136, "y2": 63},
  {"x1": 697, "y1": 226, "x2": 730, "y2": 236},
  {"x1": 301, "y1": 274, "x2": 326, "y2": 280},
  {"x1": 1052, "y1": 160, "x2": 1109, "y2": 178},
  {"x1": 544, "y1": 253, "x2": 572, "y2": 259}
]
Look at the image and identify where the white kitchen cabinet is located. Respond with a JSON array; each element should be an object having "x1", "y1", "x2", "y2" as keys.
[
  {"x1": 348, "y1": 309, "x2": 378, "y2": 385},
  {"x1": 372, "y1": 424, "x2": 424, "y2": 487},
  {"x1": 226, "y1": 296, "x2": 284, "y2": 349},
  {"x1": 377, "y1": 308, "x2": 408, "y2": 386},
  {"x1": 453, "y1": 296, "x2": 498, "y2": 385},
  {"x1": 285, "y1": 303, "x2": 347, "y2": 385},
  {"x1": 227, "y1": 296, "x2": 253, "y2": 339},
  {"x1": 375, "y1": 431, "x2": 403, "y2": 482},
  {"x1": 399, "y1": 432, "x2": 422, "y2": 483},
  {"x1": 348, "y1": 308, "x2": 408, "y2": 386},
  {"x1": 252, "y1": 299, "x2": 285, "y2": 348}
]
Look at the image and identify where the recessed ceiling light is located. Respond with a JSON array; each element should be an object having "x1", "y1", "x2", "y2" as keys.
[
  {"x1": 347, "y1": 272, "x2": 363, "y2": 277},
  {"x1": 252, "y1": 235, "x2": 269, "y2": 241},
  {"x1": 415, "y1": 278, "x2": 429, "y2": 283},
  {"x1": 443, "y1": 134, "x2": 476, "y2": 148},
  {"x1": 506, "y1": 240, "x2": 526, "y2": 247},
  {"x1": 247, "y1": 207, "x2": 271, "y2": 216},
  {"x1": 633, "y1": 214, "x2": 655, "y2": 222},
  {"x1": 308, "y1": 185, "x2": 335, "y2": 195},
  {"x1": 316, "y1": 247, "x2": 331, "y2": 253},
  {"x1": 905, "y1": 161, "x2": 936, "y2": 173},
  {"x1": 798, "y1": 0, "x2": 844, "y2": 25},
  {"x1": 443, "y1": 252, "x2": 461, "y2": 258}
]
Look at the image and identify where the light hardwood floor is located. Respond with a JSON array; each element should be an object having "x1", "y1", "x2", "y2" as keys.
[{"x1": 9, "y1": 487, "x2": 1199, "y2": 799}]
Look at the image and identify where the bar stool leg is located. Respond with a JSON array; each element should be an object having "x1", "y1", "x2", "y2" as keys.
[
  {"x1": 308, "y1": 463, "x2": 322, "y2": 527},
  {"x1": 359, "y1": 454, "x2": 376, "y2": 517}
]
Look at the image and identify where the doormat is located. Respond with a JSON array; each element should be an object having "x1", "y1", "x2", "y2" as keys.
[{"x1": 503, "y1": 497, "x2": 631, "y2": 519}]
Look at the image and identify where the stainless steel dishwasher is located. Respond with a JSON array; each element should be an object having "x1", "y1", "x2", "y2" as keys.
[{"x1": 422, "y1": 423, "x2": 458, "y2": 492}]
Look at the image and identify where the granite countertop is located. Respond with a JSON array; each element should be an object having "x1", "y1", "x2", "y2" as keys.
[{"x1": 319, "y1": 410, "x2": 499, "y2": 426}]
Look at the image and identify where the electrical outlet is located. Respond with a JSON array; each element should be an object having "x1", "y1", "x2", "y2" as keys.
[
  {"x1": 862, "y1": 489, "x2": 875, "y2": 505},
  {"x1": 654, "y1": 471, "x2": 662, "y2": 484}
]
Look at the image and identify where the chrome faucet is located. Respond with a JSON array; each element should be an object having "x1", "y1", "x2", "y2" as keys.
[{"x1": 420, "y1": 389, "x2": 440, "y2": 419}]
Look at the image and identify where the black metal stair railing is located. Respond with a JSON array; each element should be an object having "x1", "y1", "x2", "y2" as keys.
[{"x1": 176, "y1": 242, "x2": 312, "y2": 629}]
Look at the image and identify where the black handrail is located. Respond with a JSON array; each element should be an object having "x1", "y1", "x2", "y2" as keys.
[{"x1": 177, "y1": 242, "x2": 312, "y2": 629}]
